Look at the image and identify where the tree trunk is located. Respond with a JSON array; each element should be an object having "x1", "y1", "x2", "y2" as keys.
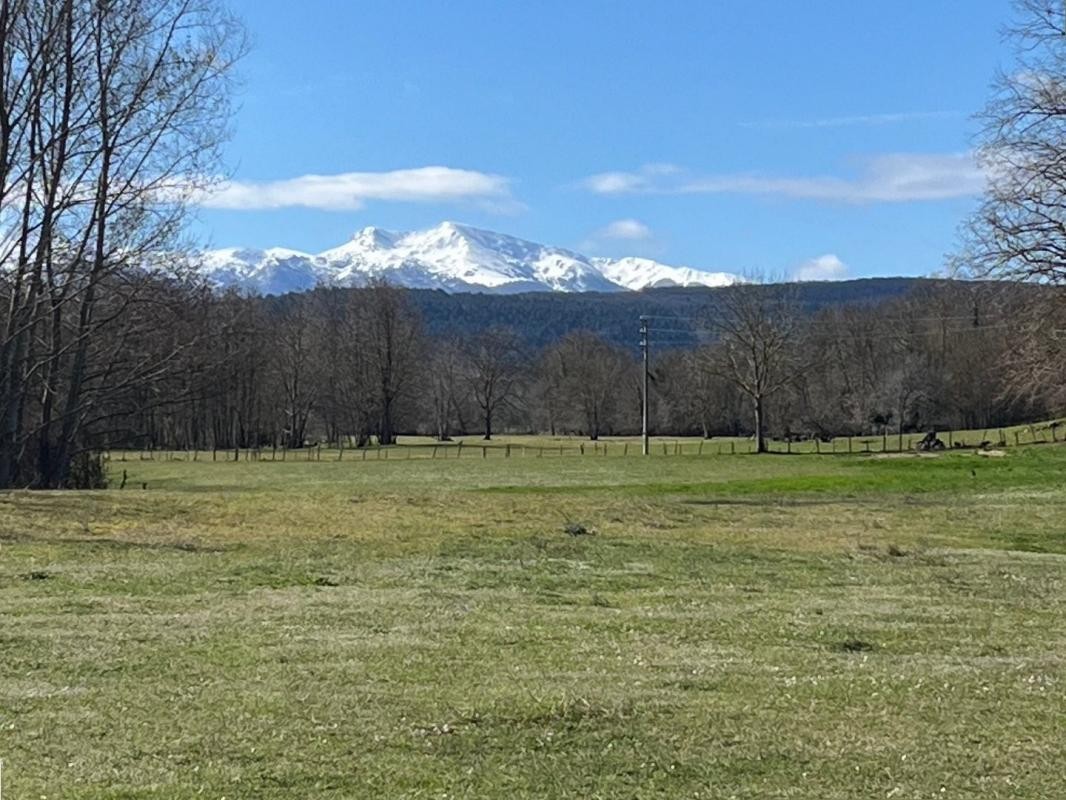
[
  {"x1": 379, "y1": 397, "x2": 395, "y2": 445},
  {"x1": 379, "y1": 419, "x2": 394, "y2": 446},
  {"x1": 754, "y1": 394, "x2": 767, "y2": 454}
]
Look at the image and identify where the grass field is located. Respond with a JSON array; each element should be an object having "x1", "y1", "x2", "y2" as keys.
[{"x1": 2, "y1": 445, "x2": 1065, "y2": 798}]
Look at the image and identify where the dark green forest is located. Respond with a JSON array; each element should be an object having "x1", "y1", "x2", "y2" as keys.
[{"x1": 404, "y1": 277, "x2": 929, "y2": 349}]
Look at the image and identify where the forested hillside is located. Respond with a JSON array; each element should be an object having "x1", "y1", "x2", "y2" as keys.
[{"x1": 405, "y1": 277, "x2": 929, "y2": 349}]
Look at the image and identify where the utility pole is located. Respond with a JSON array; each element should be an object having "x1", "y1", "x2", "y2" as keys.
[{"x1": 640, "y1": 315, "x2": 649, "y2": 455}]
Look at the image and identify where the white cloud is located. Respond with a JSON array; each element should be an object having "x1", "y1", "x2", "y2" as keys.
[
  {"x1": 598, "y1": 218, "x2": 653, "y2": 240},
  {"x1": 793, "y1": 254, "x2": 849, "y2": 282},
  {"x1": 199, "y1": 166, "x2": 513, "y2": 211},
  {"x1": 579, "y1": 218, "x2": 658, "y2": 255},
  {"x1": 579, "y1": 163, "x2": 682, "y2": 195},
  {"x1": 740, "y1": 110, "x2": 960, "y2": 129},
  {"x1": 580, "y1": 153, "x2": 986, "y2": 203},
  {"x1": 581, "y1": 171, "x2": 651, "y2": 194}
]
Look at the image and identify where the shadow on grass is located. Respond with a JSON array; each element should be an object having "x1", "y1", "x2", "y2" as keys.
[{"x1": 0, "y1": 530, "x2": 230, "y2": 553}]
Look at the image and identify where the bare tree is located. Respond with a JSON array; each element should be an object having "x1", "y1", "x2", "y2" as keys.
[
  {"x1": 426, "y1": 338, "x2": 466, "y2": 441},
  {"x1": 543, "y1": 331, "x2": 633, "y2": 440},
  {"x1": 960, "y1": 0, "x2": 1066, "y2": 284},
  {"x1": 0, "y1": 0, "x2": 245, "y2": 487},
  {"x1": 462, "y1": 326, "x2": 524, "y2": 440},
  {"x1": 363, "y1": 281, "x2": 423, "y2": 445},
  {"x1": 704, "y1": 282, "x2": 801, "y2": 453},
  {"x1": 533, "y1": 344, "x2": 565, "y2": 436},
  {"x1": 953, "y1": 2, "x2": 1066, "y2": 413},
  {"x1": 656, "y1": 346, "x2": 745, "y2": 438},
  {"x1": 1000, "y1": 287, "x2": 1066, "y2": 413},
  {"x1": 272, "y1": 300, "x2": 318, "y2": 449},
  {"x1": 209, "y1": 292, "x2": 271, "y2": 450}
]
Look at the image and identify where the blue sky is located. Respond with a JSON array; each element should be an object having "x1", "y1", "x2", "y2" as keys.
[{"x1": 196, "y1": 0, "x2": 1014, "y2": 280}]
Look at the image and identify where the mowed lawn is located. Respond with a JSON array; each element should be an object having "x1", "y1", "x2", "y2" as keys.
[{"x1": 1, "y1": 447, "x2": 1065, "y2": 798}]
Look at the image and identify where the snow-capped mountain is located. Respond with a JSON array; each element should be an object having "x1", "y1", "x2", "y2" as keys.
[
  {"x1": 197, "y1": 222, "x2": 738, "y2": 295},
  {"x1": 593, "y1": 257, "x2": 737, "y2": 291}
]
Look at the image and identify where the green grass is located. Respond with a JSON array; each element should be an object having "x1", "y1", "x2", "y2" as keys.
[{"x1": 1, "y1": 445, "x2": 1065, "y2": 797}]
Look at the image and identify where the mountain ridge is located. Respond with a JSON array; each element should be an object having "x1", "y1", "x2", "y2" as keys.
[{"x1": 198, "y1": 221, "x2": 739, "y2": 295}]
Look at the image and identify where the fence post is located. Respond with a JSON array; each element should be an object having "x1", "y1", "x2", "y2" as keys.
[{"x1": 482, "y1": 446, "x2": 487, "y2": 459}]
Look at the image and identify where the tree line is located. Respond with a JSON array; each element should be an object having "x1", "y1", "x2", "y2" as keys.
[{"x1": 113, "y1": 278, "x2": 1063, "y2": 459}]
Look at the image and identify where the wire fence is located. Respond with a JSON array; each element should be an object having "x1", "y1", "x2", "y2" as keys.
[{"x1": 105, "y1": 421, "x2": 1065, "y2": 464}]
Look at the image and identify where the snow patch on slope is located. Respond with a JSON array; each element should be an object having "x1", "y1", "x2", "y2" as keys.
[{"x1": 593, "y1": 257, "x2": 736, "y2": 290}]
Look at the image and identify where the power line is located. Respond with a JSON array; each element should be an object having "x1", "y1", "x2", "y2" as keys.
[
  {"x1": 645, "y1": 312, "x2": 1014, "y2": 326},
  {"x1": 642, "y1": 316, "x2": 1017, "y2": 337}
]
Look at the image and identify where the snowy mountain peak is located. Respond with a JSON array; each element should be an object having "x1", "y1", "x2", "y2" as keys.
[
  {"x1": 352, "y1": 226, "x2": 395, "y2": 249},
  {"x1": 434, "y1": 220, "x2": 466, "y2": 235},
  {"x1": 197, "y1": 223, "x2": 739, "y2": 296}
]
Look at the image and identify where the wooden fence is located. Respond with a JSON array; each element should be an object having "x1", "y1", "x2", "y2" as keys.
[{"x1": 105, "y1": 421, "x2": 1064, "y2": 464}]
